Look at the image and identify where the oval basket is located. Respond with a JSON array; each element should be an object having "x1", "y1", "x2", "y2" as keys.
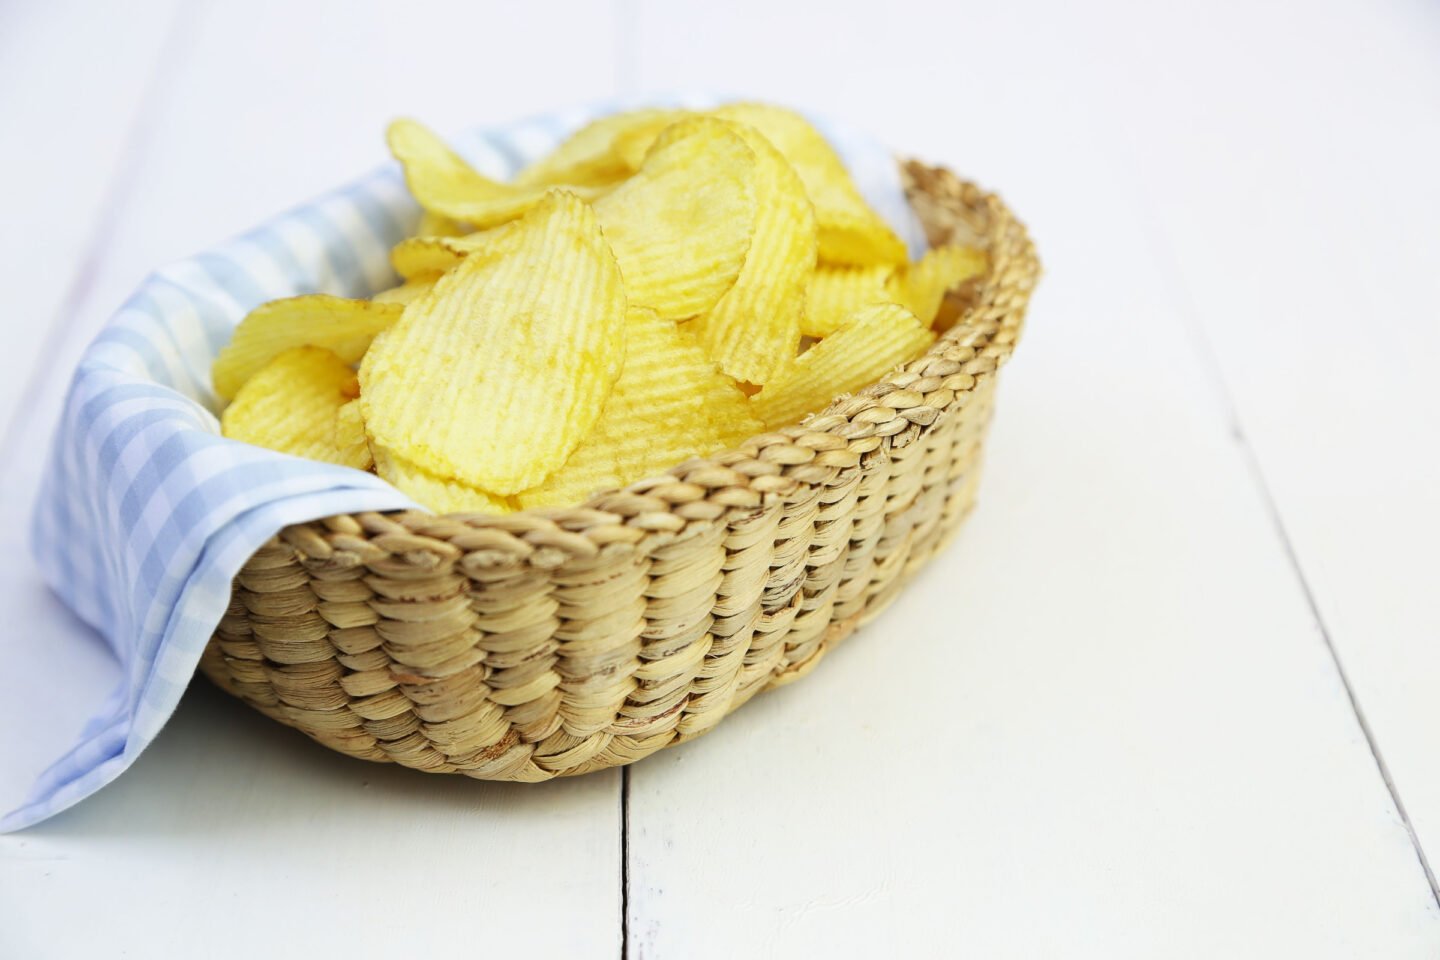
[{"x1": 200, "y1": 160, "x2": 1040, "y2": 781}]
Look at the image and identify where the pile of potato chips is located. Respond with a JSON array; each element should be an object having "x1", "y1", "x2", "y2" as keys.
[{"x1": 216, "y1": 103, "x2": 987, "y2": 514}]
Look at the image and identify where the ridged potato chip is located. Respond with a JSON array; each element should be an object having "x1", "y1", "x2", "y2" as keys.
[
  {"x1": 712, "y1": 103, "x2": 906, "y2": 267},
  {"x1": 334, "y1": 397, "x2": 373, "y2": 470},
  {"x1": 415, "y1": 210, "x2": 467, "y2": 238},
  {"x1": 593, "y1": 117, "x2": 758, "y2": 321},
  {"x1": 390, "y1": 208, "x2": 538, "y2": 282},
  {"x1": 373, "y1": 445, "x2": 511, "y2": 515},
  {"x1": 389, "y1": 232, "x2": 488, "y2": 281},
  {"x1": 372, "y1": 279, "x2": 435, "y2": 306},
  {"x1": 213, "y1": 295, "x2": 402, "y2": 401},
  {"x1": 519, "y1": 308, "x2": 760, "y2": 509},
  {"x1": 750, "y1": 302, "x2": 935, "y2": 429},
  {"x1": 515, "y1": 108, "x2": 685, "y2": 189},
  {"x1": 688, "y1": 121, "x2": 816, "y2": 384},
  {"x1": 802, "y1": 264, "x2": 894, "y2": 338},
  {"x1": 889, "y1": 244, "x2": 988, "y2": 327},
  {"x1": 360, "y1": 190, "x2": 627, "y2": 494},
  {"x1": 221, "y1": 346, "x2": 371, "y2": 469},
  {"x1": 388, "y1": 118, "x2": 606, "y2": 230}
]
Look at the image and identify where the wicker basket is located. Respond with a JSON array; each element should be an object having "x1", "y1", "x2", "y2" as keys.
[{"x1": 199, "y1": 160, "x2": 1039, "y2": 781}]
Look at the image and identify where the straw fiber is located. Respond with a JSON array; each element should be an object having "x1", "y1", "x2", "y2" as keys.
[{"x1": 200, "y1": 161, "x2": 1040, "y2": 780}]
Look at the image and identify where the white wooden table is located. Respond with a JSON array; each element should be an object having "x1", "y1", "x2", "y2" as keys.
[{"x1": 1, "y1": 0, "x2": 1437, "y2": 955}]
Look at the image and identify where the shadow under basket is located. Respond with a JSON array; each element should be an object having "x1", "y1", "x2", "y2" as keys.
[{"x1": 201, "y1": 160, "x2": 1041, "y2": 781}]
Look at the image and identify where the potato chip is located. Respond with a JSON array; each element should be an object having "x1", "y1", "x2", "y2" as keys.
[
  {"x1": 415, "y1": 210, "x2": 467, "y2": 238},
  {"x1": 335, "y1": 397, "x2": 374, "y2": 470},
  {"x1": 373, "y1": 445, "x2": 511, "y2": 515},
  {"x1": 221, "y1": 346, "x2": 372, "y2": 469},
  {"x1": 389, "y1": 232, "x2": 491, "y2": 281},
  {"x1": 889, "y1": 245, "x2": 988, "y2": 327},
  {"x1": 519, "y1": 308, "x2": 759, "y2": 509},
  {"x1": 712, "y1": 103, "x2": 906, "y2": 267},
  {"x1": 515, "y1": 108, "x2": 685, "y2": 189},
  {"x1": 360, "y1": 190, "x2": 627, "y2": 494},
  {"x1": 612, "y1": 114, "x2": 683, "y2": 172},
  {"x1": 801, "y1": 264, "x2": 894, "y2": 338},
  {"x1": 372, "y1": 279, "x2": 435, "y2": 306},
  {"x1": 387, "y1": 118, "x2": 606, "y2": 230},
  {"x1": 391, "y1": 208, "x2": 539, "y2": 282},
  {"x1": 213, "y1": 295, "x2": 402, "y2": 401},
  {"x1": 593, "y1": 117, "x2": 758, "y2": 321},
  {"x1": 687, "y1": 121, "x2": 816, "y2": 384},
  {"x1": 750, "y1": 302, "x2": 935, "y2": 429}
]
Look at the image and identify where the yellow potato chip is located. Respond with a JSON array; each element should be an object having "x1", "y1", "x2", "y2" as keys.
[
  {"x1": 221, "y1": 346, "x2": 371, "y2": 469},
  {"x1": 687, "y1": 120, "x2": 816, "y2": 384},
  {"x1": 712, "y1": 103, "x2": 906, "y2": 267},
  {"x1": 750, "y1": 302, "x2": 935, "y2": 429},
  {"x1": 415, "y1": 210, "x2": 467, "y2": 238},
  {"x1": 815, "y1": 210, "x2": 909, "y2": 270},
  {"x1": 391, "y1": 210, "x2": 538, "y2": 282},
  {"x1": 889, "y1": 245, "x2": 988, "y2": 327},
  {"x1": 514, "y1": 108, "x2": 685, "y2": 189},
  {"x1": 593, "y1": 117, "x2": 757, "y2": 321},
  {"x1": 612, "y1": 114, "x2": 683, "y2": 172},
  {"x1": 360, "y1": 190, "x2": 627, "y2": 494},
  {"x1": 373, "y1": 445, "x2": 511, "y2": 515},
  {"x1": 801, "y1": 264, "x2": 894, "y2": 338},
  {"x1": 389, "y1": 232, "x2": 490, "y2": 281},
  {"x1": 372, "y1": 279, "x2": 435, "y2": 306},
  {"x1": 387, "y1": 118, "x2": 606, "y2": 230},
  {"x1": 212, "y1": 295, "x2": 402, "y2": 401},
  {"x1": 519, "y1": 308, "x2": 760, "y2": 509},
  {"x1": 335, "y1": 397, "x2": 374, "y2": 470}
]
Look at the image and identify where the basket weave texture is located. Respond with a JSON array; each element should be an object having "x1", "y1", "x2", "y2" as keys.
[{"x1": 200, "y1": 161, "x2": 1040, "y2": 781}]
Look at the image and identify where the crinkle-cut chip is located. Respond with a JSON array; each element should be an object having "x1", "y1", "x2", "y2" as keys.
[
  {"x1": 220, "y1": 346, "x2": 372, "y2": 469},
  {"x1": 515, "y1": 108, "x2": 686, "y2": 189},
  {"x1": 391, "y1": 215, "x2": 535, "y2": 282},
  {"x1": 711, "y1": 103, "x2": 906, "y2": 267},
  {"x1": 387, "y1": 118, "x2": 606, "y2": 229},
  {"x1": 372, "y1": 445, "x2": 511, "y2": 515},
  {"x1": 612, "y1": 113, "x2": 688, "y2": 172},
  {"x1": 518, "y1": 308, "x2": 760, "y2": 509},
  {"x1": 688, "y1": 120, "x2": 816, "y2": 384},
  {"x1": 593, "y1": 117, "x2": 757, "y2": 321},
  {"x1": 372, "y1": 279, "x2": 436, "y2": 306},
  {"x1": 888, "y1": 244, "x2": 988, "y2": 327},
  {"x1": 415, "y1": 210, "x2": 467, "y2": 238},
  {"x1": 360, "y1": 190, "x2": 627, "y2": 494},
  {"x1": 750, "y1": 302, "x2": 935, "y2": 429},
  {"x1": 390, "y1": 232, "x2": 489, "y2": 281},
  {"x1": 213, "y1": 295, "x2": 402, "y2": 401},
  {"x1": 814, "y1": 210, "x2": 909, "y2": 269},
  {"x1": 802, "y1": 264, "x2": 895, "y2": 338},
  {"x1": 335, "y1": 397, "x2": 374, "y2": 470}
]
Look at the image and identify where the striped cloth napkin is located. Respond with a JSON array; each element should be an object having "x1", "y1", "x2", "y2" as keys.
[{"x1": 3, "y1": 95, "x2": 924, "y2": 831}]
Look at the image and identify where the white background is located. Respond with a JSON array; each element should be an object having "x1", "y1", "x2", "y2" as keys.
[{"x1": 1, "y1": 0, "x2": 1437, "y2": 956}]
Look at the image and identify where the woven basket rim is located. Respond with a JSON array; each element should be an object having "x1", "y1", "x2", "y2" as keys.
[{"x1": 284, "y1": 159, "x2": 1040, "y2": 572}]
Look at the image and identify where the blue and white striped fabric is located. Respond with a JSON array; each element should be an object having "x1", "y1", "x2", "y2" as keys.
[{"x1": 3, "y1": 95, "x2": 923, "y2": 831}]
